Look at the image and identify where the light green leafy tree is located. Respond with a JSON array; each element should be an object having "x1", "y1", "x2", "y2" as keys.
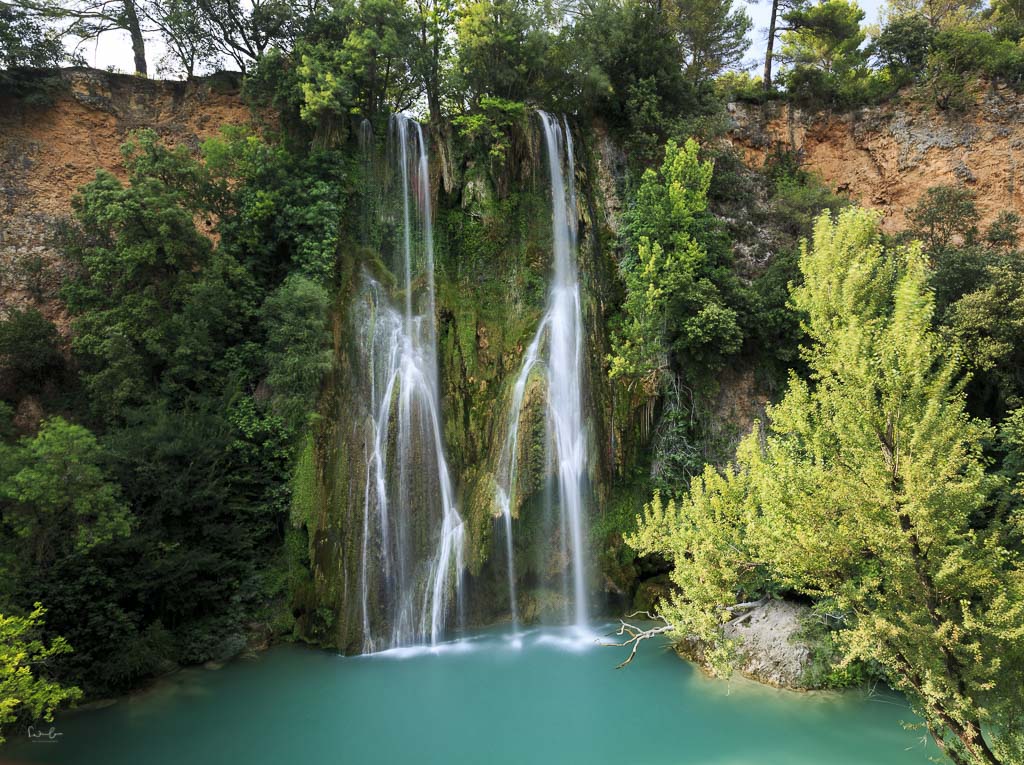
[
  {"x1": 0, "y1": 604, "x2": 81, "y2": 745},
  {"x1": 451, "y1": 95, "x2": 526, "y2": 165},
  {"x1": 628, "y1": 207, "x2": 1024, "y2": 765},
  {"x1": 295, "y1": 0, "x2": 419, "y2": 124},
  {"x1": 0, "y1": 418, "x2": 131, "y2": 566},
  {"x1": 610, "y1": 138, "x2": 741, "y2": 390}
]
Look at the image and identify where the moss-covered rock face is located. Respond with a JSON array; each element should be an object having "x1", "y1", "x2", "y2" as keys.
[{"x1": 294, "y1": 116, "x2": 623, "y2": 650}]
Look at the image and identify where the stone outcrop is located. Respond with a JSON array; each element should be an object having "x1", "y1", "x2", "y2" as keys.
[
  {"x1": 724, "y1": 600, "x2": 812, "y2": 688},
  {"x1": 727, "y1": 86, "x2": 1024, "y2": 231},
  {"x1": 678, "y1": 599, "x2": 813, "y2": 689}
]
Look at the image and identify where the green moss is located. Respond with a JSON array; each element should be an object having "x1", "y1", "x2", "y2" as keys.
[
  {"x1": 456, "y1": 302, "x2": 478, "y2": 376},
  {"x1": 289, "y1": 433, "x2": 318, "y2": 529}
]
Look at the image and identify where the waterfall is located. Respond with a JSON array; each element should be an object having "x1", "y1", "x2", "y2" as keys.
[
  {"x1": 355, "y1": 114, "x2": 465, "y2": 651},
  {"x1": 494, "y1": 112, "x2": 589, "y2": 632}
]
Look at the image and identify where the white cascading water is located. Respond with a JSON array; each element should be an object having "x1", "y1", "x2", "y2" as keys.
[
  {"x1": 495, "y1": 112, "x2": 589, "y2": 633},
  {"x1": 357, "y1": 114, "x2": 465, "y2": 651}
]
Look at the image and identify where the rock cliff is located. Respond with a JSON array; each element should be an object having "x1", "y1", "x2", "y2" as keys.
[{"x1": 728, "y1": 88, "x2": 1024, "y2": 231}]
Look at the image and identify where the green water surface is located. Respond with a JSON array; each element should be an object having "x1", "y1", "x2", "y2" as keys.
[{"x1": 6, "y1": 625, "x2": 941, "y2": 765}]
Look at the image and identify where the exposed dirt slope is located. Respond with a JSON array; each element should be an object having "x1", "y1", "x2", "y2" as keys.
[
  {"x1": 728, "y1": 86, "x2": 1024, "y2": 231},
  {"x1": 0, "y1": 68, "x2": 253, "y2": 323}
]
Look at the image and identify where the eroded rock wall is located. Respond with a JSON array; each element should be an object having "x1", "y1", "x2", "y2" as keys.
[
  {"x1": 0, "y1": 69, "x2": 254, "y2": 326},
  {"x1": 728, "y1": 87, "x2": 1024, "y2": 231}
]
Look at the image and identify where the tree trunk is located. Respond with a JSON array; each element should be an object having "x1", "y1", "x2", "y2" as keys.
[
  {"x1": 124, "y1": 0, "x2": 148, "y2": 76},
  {"x1": 763, "y1": 0, "x2": 779, "y2": 89}
]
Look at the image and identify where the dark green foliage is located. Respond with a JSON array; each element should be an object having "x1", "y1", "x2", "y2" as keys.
[
  {"x1": 565, "y1": 0, "x2": 723, "y2": 158},
  {"x1": 899, "y1": 185, "x2": 1024, "y2": 420},
  {"x1": 908, "y1": 185, "x2": 979, "y2": 254},
  {"x1": 193, "y1": 0, "x2": 309, "y2": 73},
  {"x1": 945, "y1": 258, "x2": 1024, "y2": 417},
  {"x1": 989, "y1": 0, "x2": 1024, "y2": 42},
  {"x1": 261, "y1": 275, "x2": 333, "y2": 432},
  {"x1": 293, "y1": 0, "x2": 420, "y2": 125},
  {"x1": 778, "y1": 0, "x2": 871, "y2": 108},
  {"x1": 872, "y1": 14, "x2": 934, "y2": 74},
  {"x1": 929, "y1": 27, "x2": 1024, "y2": 94},
  {"x1": 455, "y1": 0, "x2": 555, "y2": 105},
  {"x1": 202, "y1": 129, "x2": 353, "y2": 285},
  {"x1": 796, "y1": 612, "x2": 879, "y2": 689},
  {"x1": 0, "y1": 418, "x2": 130, "y2": 566},
  {"x1": 998, "y1": 409, "x2": 1024, "y2": 517},
  {"x1": 63, "y1": 162, "x2": 253, "y2": 420},
  {"x1": 0, "y1": 309, "x2": 63, "y2": 396},
  {"x1": 0, "y1": 125, "x2": 343, "y2": 699},
  {"x1": 763, "y1": 148, "x2": 849, "y2": 238},
  {"x1": 0, "y1": 4, "x2": 68, "y2": 69}
]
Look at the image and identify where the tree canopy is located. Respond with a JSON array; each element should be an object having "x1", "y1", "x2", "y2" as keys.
[{"x1": 629, "y1": 207, "x2": 1024, "y2": 765}]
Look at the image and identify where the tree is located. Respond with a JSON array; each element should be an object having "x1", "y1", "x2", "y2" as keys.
[
  {"x1": 988, "y1": 0, "x2": 1024, "y2": 42},
  {"x1": 0, "y1": 309, "x2": 63, "y2": 395},
  {"x1": 62, "y1": 132, "x2": 255, "y2": 419},
  {"x1": 762, "y1": 0, "x2": 807, "y2": 89},
  {"x1": 0, "y1": 604, "x2": 81, "y2": 745},
  {"x1": 665, "y1": 0, "x2": 752, "y2": 81},
  {"x1": 998, "y1": 408, "x2": 1024, "y2": 513},
  {"x1": 196, "y1": 0, "x2": 317, "y2": 72},
  {"x1": 143, "y1": 0, "x2": 219, "y2": 77},
  {"x1": 610, "y1": 138, "x2": 742, "y2": 390},
  {"x1": 455, "y1": 0, "x2": 554, "y2": 104},
  {"x1": 627, "y1": 207, "x2": 1024, "y2": 765},
  {"x1": 561, "y1": 0, "x2": 694, "y2": 156},
  {"x1": 22, "y1": 0, "x2": 149, "y2": 74},
  {"x1": 908, "y1": 185, "x2": 979, "y2": 253},
  {"x1": 884, "y1": 0, "x2": 982, "y2": 29},
  {"x1": 412, "y1": 0, "x2": 456, "y2": 124},
  {"x1": 0, "y1": 418, "x2": 131, "y2": 565},
  {"x1": 781, "y1": 0, "x2": 865, "y2": 72},
  {"x1": 901, "y1": 187, "x2": 1024, "y2": 420},
  {"x1": 0, "y1": 1, "x2": 68, "y2": 68},
  {"x1": 946, "y1": 259, "x2": 1024, "y2": 417},
  {"x1": 872, "y1": 13, "x2": 935, "y2": 73},
  {"x1": 260, "y1": 274, "x2": 332, "y2": 433},
  {"x1": 295, "y1": 0, "x2": 420, "y2": 124},
  {"x1": 779, "y1": 0, "x2": 867, "y2": 104}
]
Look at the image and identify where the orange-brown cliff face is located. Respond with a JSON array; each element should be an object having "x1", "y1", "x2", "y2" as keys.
[
  {"x1": 0, "y1": 68, "x2": 253, "y2": 326},
  {"x1": 727, "y1": 87, "x2": 1024, "y2": 232},
  {"x1": 5, "y1": 70, "x2": 1024, "y2": 327}
]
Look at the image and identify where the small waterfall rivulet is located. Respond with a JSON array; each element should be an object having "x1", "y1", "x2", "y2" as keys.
[
  {"x1": 355, "y1": 114, "x2": 465, "y2": 651},
  {"x1": 495, "y1": 112, "x2": 590, "y2": 633}
]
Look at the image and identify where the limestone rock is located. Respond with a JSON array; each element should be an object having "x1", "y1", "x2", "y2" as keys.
[{"x1": 724, "y1": 600, "x2": 811, "y2": 689}]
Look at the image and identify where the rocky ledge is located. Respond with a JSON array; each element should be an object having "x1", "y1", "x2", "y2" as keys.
[{"x1": 678, "y1": 599, "x2": 813, "y2": 689}]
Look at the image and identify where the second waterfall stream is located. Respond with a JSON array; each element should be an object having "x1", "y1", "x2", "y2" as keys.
[{"x1": 495, "y1": 112, "x2": 590, "y2": 635}]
